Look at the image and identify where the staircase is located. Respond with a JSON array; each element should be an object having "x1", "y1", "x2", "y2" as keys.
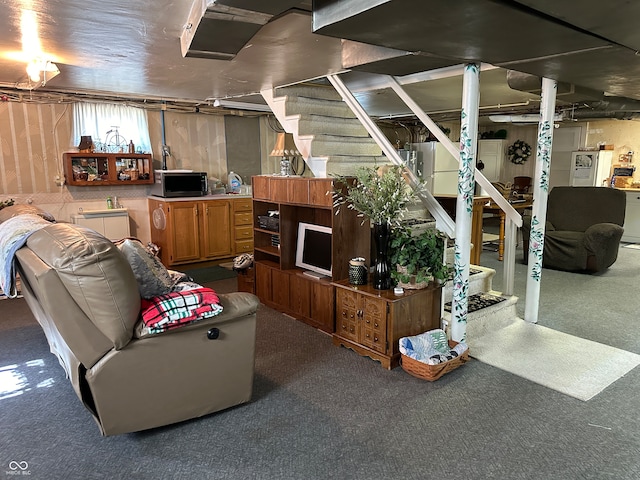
[
  {"x1": 262, "y1": 83, "x2": 387, "y2": 177},
  {"x1": 262, "y1": 80, "x2": 521, "y2": 338},
  {"x1": 442, "y1": 263, "x2": 519, "y2": 341}
]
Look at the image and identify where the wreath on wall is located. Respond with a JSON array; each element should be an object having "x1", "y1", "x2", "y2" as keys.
[{"x1": 508, "y1": 140, "x2": 532, "y2": 165}]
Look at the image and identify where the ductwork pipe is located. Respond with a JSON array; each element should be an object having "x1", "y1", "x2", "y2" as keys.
[{"x1": 507, "y1": 70, "x2": 640, "y2": 120}]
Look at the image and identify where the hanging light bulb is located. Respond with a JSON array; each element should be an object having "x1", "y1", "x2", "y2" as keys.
[{"x1": 26, "y1": 59, "x2": 41, "y2": 82}]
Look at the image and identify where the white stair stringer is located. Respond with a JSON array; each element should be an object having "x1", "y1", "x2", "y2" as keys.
[{"x1": 261, "y1": 85, "x2": 387, "y2": 177}]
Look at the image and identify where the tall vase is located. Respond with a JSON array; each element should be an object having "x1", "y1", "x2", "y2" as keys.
[{"x1": 372, "y1": 222, "x2": 392, "y2": 290}]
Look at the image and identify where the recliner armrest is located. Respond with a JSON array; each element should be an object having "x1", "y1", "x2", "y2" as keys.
[
  {"x1": 133, "y1": 292, "x2": 260, "y2": 339},
  {"x1": 584, "y1": 222, "x2": 624, "y2": 246}
]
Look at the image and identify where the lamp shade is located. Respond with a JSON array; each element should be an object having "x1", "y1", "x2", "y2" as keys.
[{"x1": 269, "y1": 133, "x2": 300, "y2": 157}]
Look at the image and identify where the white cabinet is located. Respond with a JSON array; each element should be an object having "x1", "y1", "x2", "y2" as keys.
[
  {"x1": 477, "y1": 139, "x2": 506, "y2": 195},
  {"x1": 71, "y1": 209, "x2": 130, "y2": 241},
  {"x1": 622, "y1": 191, "x2": 640, "y2": 243},
  {"x1": 477, "y1": 139, "x2": 505, "y2": 182}
]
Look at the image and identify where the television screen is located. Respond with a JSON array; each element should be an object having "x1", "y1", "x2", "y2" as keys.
[{"x1": 295, "y1": 222, "x2": 332, "y2": 278}]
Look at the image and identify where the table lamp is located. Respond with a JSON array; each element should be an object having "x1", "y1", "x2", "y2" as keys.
[{"x1": 269, "y1": 133, "x2": 300, "y2": 176}]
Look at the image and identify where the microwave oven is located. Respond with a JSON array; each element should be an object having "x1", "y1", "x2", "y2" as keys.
[{"x1": 151, "y1": 171, "x2": 208, "y2": 198}]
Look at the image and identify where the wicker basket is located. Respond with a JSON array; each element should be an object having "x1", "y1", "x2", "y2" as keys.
[{"x1": 400, "y1": 340, "x2": 470, "y2": 381}]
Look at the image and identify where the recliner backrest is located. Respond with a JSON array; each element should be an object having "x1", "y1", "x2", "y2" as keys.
[
  {"x1": 25, "y1": 223, "x2": 141, "y2": 350},
  {"x1": 547, "y1": 186, "x2": 626, "y2": 232}
]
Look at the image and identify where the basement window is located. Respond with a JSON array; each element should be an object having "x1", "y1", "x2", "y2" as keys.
[{"x1": 72, "y1": 102, "x2": 152, "y2": 154}]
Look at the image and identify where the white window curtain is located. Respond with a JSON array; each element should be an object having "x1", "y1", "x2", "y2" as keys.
[{"x1": 72, "y1": 102, "x2": 152, "y2": 154}]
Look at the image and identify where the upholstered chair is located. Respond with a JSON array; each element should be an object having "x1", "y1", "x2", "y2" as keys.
[{"x1": 522, "y1": 186, "x2": 626, "y2": 272}]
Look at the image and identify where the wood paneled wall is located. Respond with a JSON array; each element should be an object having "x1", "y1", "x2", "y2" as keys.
[
  {"x1": 0, "y1": 102, "x2": 73, "y2": 195},
  {"x1": 0, "y1": 100, "x2": 273, "y2": 243}
]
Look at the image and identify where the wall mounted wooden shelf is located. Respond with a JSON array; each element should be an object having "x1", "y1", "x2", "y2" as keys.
[{"x1": 63, "y1": 152, "x2": 154, "y2": 186}]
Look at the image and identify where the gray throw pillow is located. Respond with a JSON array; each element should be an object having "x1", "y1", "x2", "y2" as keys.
[{"x1": 116, "y1": 238, "x2": 174, "y2": 299}]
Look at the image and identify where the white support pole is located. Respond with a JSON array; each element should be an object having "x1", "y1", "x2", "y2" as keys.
[
  {"x1": 502, "y1": 219, "x2": 517, "y2": 295},
  {"x1": 525, "y1": 77, "x2": 557, "y2": 323},
  {"x1": 450, "y1": 63, "x2": 480, "y2": 343}
]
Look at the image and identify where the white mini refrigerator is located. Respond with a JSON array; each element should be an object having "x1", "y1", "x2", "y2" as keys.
[
  {"x1": 570, "y1": 150, "x2": 613, "y2": 187},
  {"x1": 412, "y1": 142, "x2": 460, "y2": 195}
]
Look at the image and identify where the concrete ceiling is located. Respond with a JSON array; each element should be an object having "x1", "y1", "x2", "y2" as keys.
[{"x1": 1, "y1": 0, "x2": 640, "y2": 122}]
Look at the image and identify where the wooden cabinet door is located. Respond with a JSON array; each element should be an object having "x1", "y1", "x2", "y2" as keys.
[
  {"x1": 289, "y1": 275, "x2": 311, "y2": 318},
  {"x1": 255, "y1": 262, "x2": 273, "y2": 302},
  {"x1": 271, "y1": 269, "x2": 290, "y2": 308},
  {"x1": 360, "y1": 296, "x2": 387, "y2": 353},
  {"x1": 311, "y1": 281, "x2": 335, "y2": 332},
  {"x1": 201, "y1": 200, "x2": 232, "y2": 258},
  {"x1": 335, "y1": 288, "x2": 359, "y2": 342},
  {"x1": 168, "y1": 201, "x2": 201, "y2": 263}
]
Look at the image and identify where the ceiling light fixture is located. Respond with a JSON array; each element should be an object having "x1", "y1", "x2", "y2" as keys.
[
  {"x1": 212, "y1": 99, "x2": 271, "y2": 112},
  {"x1": 489, "y1": 113, "x2": 563, "y2": 123},
  {"x1": 16, "y1": 58, "x2": 60, "y2": 90}
]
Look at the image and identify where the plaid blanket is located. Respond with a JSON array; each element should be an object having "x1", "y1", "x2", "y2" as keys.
[{"x1": 140, "y1": 287, "x2": 223, "y2": 334}]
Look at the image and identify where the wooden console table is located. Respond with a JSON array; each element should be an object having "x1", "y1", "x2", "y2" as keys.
[
  {"x1": 435, "y1": 195, "x2": 489, "y2": 265},
  {"x1": 483, "y1": 200, "x2": 533, "y2": 260}
]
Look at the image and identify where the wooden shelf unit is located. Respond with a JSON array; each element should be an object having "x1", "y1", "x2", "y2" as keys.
[
  {"x1": 63, "y1": 152, "x2": 153, "y2": 186},
  {"x1": 252, "y1": 175, "x2": 370, "y2": 333}
]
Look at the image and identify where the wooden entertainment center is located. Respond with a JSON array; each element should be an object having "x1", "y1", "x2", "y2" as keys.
[
  {"x1": 251, "y1": 175, "x2": 370, "y2": 333},
  {"x1": 252, "y1": 175, "x2": 444, "y2": 370}
]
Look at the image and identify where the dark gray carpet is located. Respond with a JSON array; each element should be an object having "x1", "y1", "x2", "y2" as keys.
[
  {"x1": 182, "y1": 265, "x2": 237, "y2": 284},
  {"x1": 1, "y1": 276, "x2": 639, "y2": 479}
]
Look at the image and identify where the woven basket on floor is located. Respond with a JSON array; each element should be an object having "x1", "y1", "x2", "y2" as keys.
[{"x1": 400, "y1": 340, "x2": 470, "y2": 381}]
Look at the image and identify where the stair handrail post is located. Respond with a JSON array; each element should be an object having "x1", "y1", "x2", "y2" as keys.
[
  {"x1": 449, "y1": 63, "x2": 480, "y2": 343},
  {"x1": 525, "y1": 77, "x2": 558, "y2": 324},
  {"x1": 502, "y1": 218, "x2": 517, "y2": 295},
  {"x1": 326, "y1": 74, "x2": 456, "y2": 239}
]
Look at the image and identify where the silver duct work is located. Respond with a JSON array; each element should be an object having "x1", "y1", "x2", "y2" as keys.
[{"x1": 507, "y1": 70, "x2": 640, "y2": 120}]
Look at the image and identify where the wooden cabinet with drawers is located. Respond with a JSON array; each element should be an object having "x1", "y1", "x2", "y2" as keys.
[
  {"x1": 333, "y1": 279, "x2": 442, "y2": 369},
  {"x1": 148, "y1": 196, "x2": 253, "y2": 267},
  {"x1": 233, "y1": 197, "x2": 254, "y2": 254}
]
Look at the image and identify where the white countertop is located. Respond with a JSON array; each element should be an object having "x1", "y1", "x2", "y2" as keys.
[{"x1": 72, "y1": 208, "x2": 129, "y2": 216}]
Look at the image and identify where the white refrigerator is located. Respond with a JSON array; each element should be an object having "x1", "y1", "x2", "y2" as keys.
[
  {"x1": 570, "y1": 150, "x2": 613, "y2": 187},
  {"x1": 412, "y1": 142, "x2": 460, "y2": 195}
]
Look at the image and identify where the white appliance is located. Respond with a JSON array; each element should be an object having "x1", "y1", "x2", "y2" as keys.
[
  {"x1": 570, "y1": 150, "x2": 613, "y2": 187},
  {"x1": 412, "y1": 142, "x2": 460, "y2": 195}
]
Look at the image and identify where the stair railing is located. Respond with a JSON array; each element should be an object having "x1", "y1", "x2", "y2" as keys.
[
  {"x1": 333, "y1": 72, "x2": 521, "y2": 294},
  {"x1": 327, "y1": 74, "x2": 456, "y2": 239},
  {"x1": 384, "y1": 75, "x2": 520, "y2": 295}
]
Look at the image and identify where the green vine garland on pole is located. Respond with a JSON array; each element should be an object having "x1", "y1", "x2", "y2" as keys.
[{"x1": 508, "y1": 140, "x2": 532, "y2": 165}]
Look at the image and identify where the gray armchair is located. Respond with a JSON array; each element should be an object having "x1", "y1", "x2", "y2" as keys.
[{"x1": 522, "y1": 186, "x2": 626, "y2": 272}]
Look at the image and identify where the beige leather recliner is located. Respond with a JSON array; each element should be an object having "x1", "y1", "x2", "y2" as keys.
[{"x1": 12, "y1": 220, "x2": 259, "y2": 436}]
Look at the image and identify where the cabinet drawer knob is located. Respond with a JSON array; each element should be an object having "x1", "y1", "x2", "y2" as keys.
[
  {"x1": 374, "y1": 336, "x2": 378, "y2": 342},
  {"x1": 374, "y1": 323, "x2": 378, "y2": 328},
  {"x1": 341, "y1": 310, "x2": 347, "y2": 318}
]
